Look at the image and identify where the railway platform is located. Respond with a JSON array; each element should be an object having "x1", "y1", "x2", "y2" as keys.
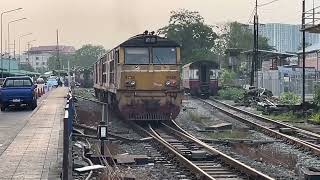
[{"x1": 0, "y1": 87, "x2": 68, "y2": 179}]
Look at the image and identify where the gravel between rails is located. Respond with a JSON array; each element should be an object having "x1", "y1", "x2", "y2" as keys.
[
  {"x1": 74, "y1": 93, "x2": 190, "y2": 180},
  {"x1": 175, "y1": 98, "x2": 320, "y2": 180}
]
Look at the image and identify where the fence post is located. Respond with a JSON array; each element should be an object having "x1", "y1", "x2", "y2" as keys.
[{"x1": 62, "y1": 104, "x2": 69, "y2": 180}]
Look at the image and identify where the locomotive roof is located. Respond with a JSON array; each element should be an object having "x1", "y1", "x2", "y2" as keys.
[
  {"x1": 183, "y1": 60, "x2": 219, "y2": 69},
  {"x1": 119, "y1": 34, "x2": 180, "y2": 47}
]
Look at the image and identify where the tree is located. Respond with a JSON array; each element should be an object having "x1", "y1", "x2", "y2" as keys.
[
  {"x1": 47, "y1": 44, "x2": 106, "y2": 71},
  {"x1": 214, "y1": 22, "x2": 273, "y2": 55},
  {"x1": 214, "y1": 22, "x2": 273, "y2": 70},
  {"x1": 297, "y1": 42, "x2": 312, "y2": 51},
  {"x1": 74, "y1": 44, "x2": 106, "y2": 67},
  {"x1": 19, "y1": 63, "x2": 35, "y2": 72},
  {"x1": 158, "y1": 9, "x2": 218, "y2": 64},
  {"x1": 47, "y1": 54, "x2": 74, "y2": 71}
]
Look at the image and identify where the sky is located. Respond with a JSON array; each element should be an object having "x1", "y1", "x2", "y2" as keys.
[{"x1": 1, "y1": 0, "x2": 318, "y2": 50}]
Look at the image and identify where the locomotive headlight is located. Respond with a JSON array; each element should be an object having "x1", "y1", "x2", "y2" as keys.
[
  {"x1": 126, "y1": 80, "x2": 136, "y2": 87},
  {"x1": 165, "y1": 80, "x2": 177, "y2": 87},
  {"x1": 130, "y1": 80, "x2": 136, "y2": 86},
  {"x1": 165, "y1": 80, "x2": 171, "y2": 86}
]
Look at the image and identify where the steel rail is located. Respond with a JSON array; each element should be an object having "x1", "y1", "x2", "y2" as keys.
[
  {"x1": 210, "y1": 98, "x2": 320, "y2": 141},
  {"x1": 197, "y1": 98, "x2": 320, "y2": 156},
  {"x1": 145, "y1": 124, "x2": 216, "y2": 180},
  {"x1": 165, "y1": 121, "x2": 275, "y2": 180}
]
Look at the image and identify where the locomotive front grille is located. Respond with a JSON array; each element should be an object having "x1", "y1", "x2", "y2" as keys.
[{"x1": 128, "y1": 113, "x2": 171, "y2": 121}]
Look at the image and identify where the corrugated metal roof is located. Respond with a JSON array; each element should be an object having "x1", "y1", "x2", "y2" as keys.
[
  {"x1": 29, "y1": 45, "x2": 76, "y2": 54},
  {"x1": 297, "y1": 43, "x2": 320, "y2": 54}
]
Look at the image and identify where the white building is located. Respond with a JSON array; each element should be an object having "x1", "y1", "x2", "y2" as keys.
[
  {"x1": 19, "y1": 53, "x2": 52, "y2": 71},
  {"x1": 19, "y1": 45, "x2": 76, "y2": 72},
  {"x1": 250, "y1": 23, "x2": 320, "y2": 53}
]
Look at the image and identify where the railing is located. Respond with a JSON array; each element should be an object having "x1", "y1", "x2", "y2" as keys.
[{"x1": 63, "y1": 89, "x2": 74, "y2": 180}]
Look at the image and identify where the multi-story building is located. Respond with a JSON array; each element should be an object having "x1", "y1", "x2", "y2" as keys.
[
  {"x1": 19, "y1": 45, "x2": 76, "y2": 72},
  {"x1": 252, "y1": 23, "x2": 320, "y2": 53}
]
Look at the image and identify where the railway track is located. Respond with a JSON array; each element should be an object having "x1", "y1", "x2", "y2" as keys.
[
  {"x1": 197, "y1": 97, "x2": 320, "y2": 156},
  {"x1": 137, "y1": 122, "x2": 274, "y2": 180}
]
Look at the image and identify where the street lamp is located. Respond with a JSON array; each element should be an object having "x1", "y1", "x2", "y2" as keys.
[
  {"x1": 26, "y1": 39, "x2": 36, "y2": 67},
  {"x1": 8, "y1": 18, "x2": 27, "y2": 58},
  {"x1": 1, "y1": 7, "x2": 23, "y2": 78},
  {"x1": 18, "y1": 33, "x2": 32, "y2": 67},
  {"x1": 7, "y1": 18, "x2": 27, "y2": 73}
]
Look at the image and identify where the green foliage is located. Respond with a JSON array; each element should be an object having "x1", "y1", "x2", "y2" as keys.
[
  {"x1": 219, "y1": 69, "x2": 236, "y2": 86},
  {"x1": 214, "y1": 22, "x2": 273, "y2": 69},
  {"x1": 48, "y1": 44, "x2": 106, "y2": 70},
  {"x1": 19, "y1": 63, "x2": 35, "y2": 72},
  {"x1": 310, "y1": 113, "x2": 320, "y2": 123},
  {"x1": 75, "y1": 44, "x2": 106, "y2": 67},
  {"x1": 218, "y1": 87, "x2": 245, "y2": 101},
  {"x1": 268, "y1": 112, "x2": 302, "y2": 122},
  {"x1": 279, "y1": 92, "x2": 301, "y2": 105},
  {"x1": 158, "y1": 9, "x2": 218, "y2": 64},
  {"x1": 205, "y1": 130, "x2": 249, "y2": 139},
  {"x1": 314, "y1": 84, "x2": 320, "y2": 106}
]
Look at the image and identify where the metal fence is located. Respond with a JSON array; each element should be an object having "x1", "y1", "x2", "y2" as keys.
[
  {"x1": 63, "y1": 90, "x2": 74, "y2": 180},
  {"x1": 257, "y1": 69, "x2": 315, "y2": 98}
]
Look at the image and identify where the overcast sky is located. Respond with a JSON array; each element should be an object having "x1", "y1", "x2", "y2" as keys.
[{"x1": 1, "y1": 0, "x2": 318, "y2": 50}]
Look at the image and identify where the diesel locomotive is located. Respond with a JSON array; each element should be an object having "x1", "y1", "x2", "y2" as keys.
[{"x1": 93, "y1": 32, "x2": 183, "y2": 121}]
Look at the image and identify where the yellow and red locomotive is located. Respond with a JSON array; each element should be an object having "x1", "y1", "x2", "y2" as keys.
[{"x1": 93, "y1": 32, "x2": 183, "y2": 121}]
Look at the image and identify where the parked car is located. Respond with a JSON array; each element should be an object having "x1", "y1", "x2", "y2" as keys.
[
  {"x1": 46, "y1": 78, "x2": 58, "y2": 87},
  {"x1": 0, "y1": 76, "x2": 37, "y2": 111}
]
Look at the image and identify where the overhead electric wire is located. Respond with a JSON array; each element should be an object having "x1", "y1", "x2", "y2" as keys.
[
  {"x1": 258, "y1": 0, "x2": 281, "y2": 7},
  {"x1": 248, "y1": 7, "x2": 256, "y2": 24}
]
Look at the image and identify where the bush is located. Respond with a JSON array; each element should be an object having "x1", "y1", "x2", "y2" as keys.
[
  {"x1": 219, "y1": 69, "x2": 236, "y2": 86},
  {"x1": 310, "y1": 113, "x2": 320, "y2": 123},
  {"x1": 218, "y1": 87, "x2": 245, "y2": 101},
  {"x1": 279, "y1": 92, "x2": 301, "y2": 105}
]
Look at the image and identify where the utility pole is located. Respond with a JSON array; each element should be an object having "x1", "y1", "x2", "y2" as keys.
[
  {"x1": 251, "y1": 0, "x2": 259, "y2": 87},
  {"x1": 56, "y1": 29, "x2": 60, "y2": 77},
  {"x1": 302, "y1": 0, "x2": 306, "y2": 104},
  {"x1": 13, "y1": 40, "x2": 15, "y2": 59}
]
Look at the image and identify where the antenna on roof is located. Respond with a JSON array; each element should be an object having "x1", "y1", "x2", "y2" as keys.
[{"x1": 144, "y1": 30, "x2": 148, "y2": 35}]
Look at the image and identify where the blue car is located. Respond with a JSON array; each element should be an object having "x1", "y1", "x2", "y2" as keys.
[
  {"x1": 0, "y1": 76, "x2": 37, "y2": 111},
  {"x1": 46, "y1": 77, "x2": 58, "y2": 87}
]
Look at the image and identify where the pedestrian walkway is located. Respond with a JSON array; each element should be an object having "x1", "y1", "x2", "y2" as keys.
[{"x1": 0, "y1": 87, "x2": 68, "y2": 180}]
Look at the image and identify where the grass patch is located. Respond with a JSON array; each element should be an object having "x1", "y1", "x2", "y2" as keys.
[
  {"x1": 267, "y1": 112, "x2": 303, "y2": 123},
  {"x1": 188, "y1": 112, "x2": 210, "y2": 124},
  {"x1": 205, "y1": 130, "x2": 249, "y2": 139},
  {"x1": 309, "y1": 113, "x2": 320, "y2": 124},
  {"x1": 217, "y1": 87, "x2": 246, "y2": 101}
]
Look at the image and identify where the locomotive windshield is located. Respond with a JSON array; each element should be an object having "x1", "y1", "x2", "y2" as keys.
[
  {"x1": 125, "y1": 48, "x2": 149, "y2": 64},
  {"x1": 153, "y1": 47, "x2": 176, "y2": 64}
]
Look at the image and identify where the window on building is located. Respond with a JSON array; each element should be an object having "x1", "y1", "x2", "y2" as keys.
[
  {"x1": 36, "y1": 62, "x2": 39, "y2": 65},
  {"x1": 35, "y1": 57, "x2": 39, "y2": 60},
  {"x1": 42, "y1": 62, "x2": 46, "y2": 65}
]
